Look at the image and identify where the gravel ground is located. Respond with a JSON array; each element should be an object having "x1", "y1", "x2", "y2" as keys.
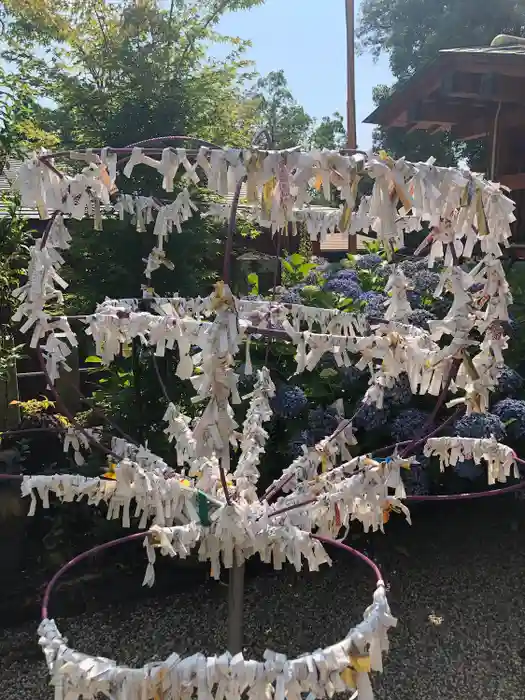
[{"x1": 2, "y1": 496, "x2": 525, "y2": 700}]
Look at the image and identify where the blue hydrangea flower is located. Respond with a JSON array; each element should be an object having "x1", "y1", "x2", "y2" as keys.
[
  {"x1": 384, "y1": 373, "x2": 412, "y2": 407},
  {"x1": 407, "y1": 290, "x2": 422, "y2": 308},
  {"x1": 355, "y1": 253, "x2": 383, "y2": 270},
  {"x1": 308, "y1": 406, "x2": 340, "y2": 440},
  {"x1": 375, "y1": 264, "x2": 394, "y2": 281},
  {"x1": 287, "y1": 430, "x2": 314, "y2": 457},
  {"x1": 430, "y1": 296, "x2": 453, "y2": 317},
  {"x1": 453, "y1": 412, "x2": 506, "y2": 440},
  {"x1": 272, "y1": 385, "x2": 308, "y2": 418},
  {"x1": 304, "y1": 270, "x2": 320, "y2": 285},
  {"x1": 354, "y1": 402, "x2": 391, "y2": 431},
  {"x1": 328, "y1": 268, "x2": 359, "y2": 281},
  {"x1": 496, "y1": 366, "x2": 524, "y2": 397},
  {"x1": 237, "y1": 364, "x2": 256, "y2": 393},
  {"x1": 341, "y1": 364, "x2": 367, "y2": 388},
  {"x1": 492, "y1": 399, "x2": 525, "y2": 439},
  {"x1": 505, "y1": 316, "x2": 520, "y2": 336},
  {"x1": 390, "y1": 409, "x2": 431, "y2": 442},
  {"x1": 407, "y1": 308, "x2": 437, "y2": 331},
  {"x1": 360, "y1": 291, "x2": 387, "y2": 319},
  {"x1": 453, "y1": 459, "x2": 484, "y2": 481},
  {"x1": 411, "y1": 270, "x2": 440, "y2": 296},
  {"x1": 280, "y1": 288, "x2": 302, "y2": 305},
  {"x1": 402, "y1": 460, "x2": 430, "y2": 496},
  {"x1": 399, "y1": 258, "x2": 430, "y2": 278},
  {"x1": 324, "y1": 273, "x2": 362, "y2": 298}
]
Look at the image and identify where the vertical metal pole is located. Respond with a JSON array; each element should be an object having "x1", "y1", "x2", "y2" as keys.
[
  {"x1": 227, "y1": 553, "x2": 245, "y2": 654},
  {"x1": 224, "y1": 168, "x2": 246, "y2": 655},
  {"x1": 131, "y1": 337, "x2": 144, "y2": 444},
  {"x1": 346, "y1": 0, "x2": 358, "y2": 254}
]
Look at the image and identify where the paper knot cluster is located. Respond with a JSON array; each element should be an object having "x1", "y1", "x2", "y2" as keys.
[
  {"x1": 423, "y1": 436, "x2": 518, "y2": 485},
  {"x1": 11, "y1": 145, "x2": 523, "y2": 700},
  {"x1": 38, "y1": 578, "x2": 395, "y2": 700}
]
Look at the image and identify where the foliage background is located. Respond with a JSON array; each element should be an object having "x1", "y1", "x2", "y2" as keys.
[{"x1": 2, "y1": 0, "x2": 525, "y2": 571}]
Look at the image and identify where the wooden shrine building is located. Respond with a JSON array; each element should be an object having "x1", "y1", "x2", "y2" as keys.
[{"x1": 364, "y1": 34, "x2": 525, "y2": 248}]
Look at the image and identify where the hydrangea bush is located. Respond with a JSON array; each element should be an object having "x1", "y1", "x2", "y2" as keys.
[{"x1": 245, "y1": 248, "x2": 525, "y2": 494}]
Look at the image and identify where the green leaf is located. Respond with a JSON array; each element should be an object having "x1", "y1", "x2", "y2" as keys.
[
  {"x1": 85, "y1": 355, "x2": 103, "y2": 364},
  {"x1": 288, "y1": 253, "x2": 305, "y2": 267},
  {"x1": 247, "y1": 272, "x2": 259, "y2": 295},
  {"x1": 298, "y1": 262, "x2": 317, "y2": 276},
  {"x1": 320, "y1": 368, "x2": 338, "y2": 379},
  {"x1": 301, "y1": 284, "x2": 322, "y2": 295},
  {"x1": 281, "y1": 259, "x2": 294, "y2": 273}
]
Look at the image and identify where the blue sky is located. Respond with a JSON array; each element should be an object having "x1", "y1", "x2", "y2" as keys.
[{"x1": 213, "y1": 0, "x2": 393, "y2": 148}]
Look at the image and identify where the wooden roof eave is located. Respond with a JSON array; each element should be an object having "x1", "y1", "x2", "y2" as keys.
[
  {"x1": 365, "y1": 48, "x2": 525, "y2": 129},
  {"x1": 363, "y1": 55, "x2": 451, "y2": 128}
]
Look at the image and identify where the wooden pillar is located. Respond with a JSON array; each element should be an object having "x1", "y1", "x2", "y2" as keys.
[{"x1": 489, "y1": 102, "x2": 503, "y2": 181}]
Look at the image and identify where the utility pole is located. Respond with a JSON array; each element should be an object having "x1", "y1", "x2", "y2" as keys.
[
  {"x1": 345, "y1": 0, "x2": 357, "y2": 151},
  {"x1": 345, "y1": 0, "x2": 358, "y2": 253}
]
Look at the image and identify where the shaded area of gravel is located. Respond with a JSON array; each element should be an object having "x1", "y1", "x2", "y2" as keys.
[{"x1": 2, "y1": 496, "x2": 525, "y2": 699}]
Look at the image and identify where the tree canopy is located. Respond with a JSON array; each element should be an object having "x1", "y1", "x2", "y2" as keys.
[
  {"x1": 358, "y1": 0, "x2": 525, "y2": 166},
  {"x1": 0, "y1": 0, "x2": 265, "y2": 147},
  {"x1": 358, "y1": 0, "x2": 525, "y2": 79},
  {"x1": 250, "y1": 70, "x2": 347, "y2": 150}
]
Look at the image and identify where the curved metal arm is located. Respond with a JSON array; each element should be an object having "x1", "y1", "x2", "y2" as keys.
[
  {"x1": 41, "y1": 532, "x2": 148, "y2": 619},
  {"x1": 40, "y1": 529, "x2": 384, "y2": 622},
  {"x1": 126, "y1": 136, "x2": 221, "y2": 150}
]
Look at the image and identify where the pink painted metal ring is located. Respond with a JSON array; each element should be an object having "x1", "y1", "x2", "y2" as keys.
[
  {"x1": 312, "y1": 535, "x2": 384, "y2": 583},
  {"x1": 41, "y1": 532, "x2": 383, "y2": 620},
  {"x1": 405, "y1": 479, "x2": 525, "y2": 501},
  {"x1": 41, "y1": 532, "x2": 147, "y2": 620}
]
